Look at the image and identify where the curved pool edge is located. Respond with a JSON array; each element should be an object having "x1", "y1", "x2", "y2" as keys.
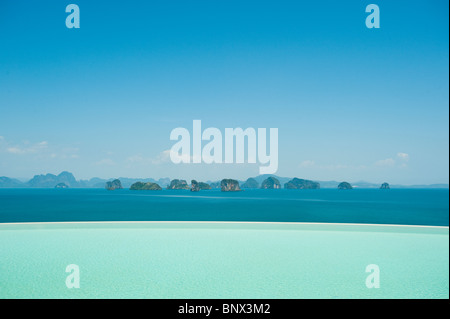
[{"x1": 0, "y1": 221, "x2": 448, "y2": 236}]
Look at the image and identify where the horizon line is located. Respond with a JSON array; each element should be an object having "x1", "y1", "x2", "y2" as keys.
[{"x1": 1, "y1": 171, "x2": 449, "y2": 188}]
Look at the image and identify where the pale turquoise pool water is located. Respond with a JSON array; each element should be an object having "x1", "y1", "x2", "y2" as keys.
[{"x1": 0, "y1": 222, "x2": 448, "y2": 298}]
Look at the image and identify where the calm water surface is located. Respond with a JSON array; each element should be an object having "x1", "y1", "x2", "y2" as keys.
[{"x1": 0, "y1": 188, "x2": 448, "y2": 226}]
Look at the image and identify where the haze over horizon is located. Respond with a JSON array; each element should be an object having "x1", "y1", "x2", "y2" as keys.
[
  {"x1": 1, "y1": 1, "x2": 448, "y2": 185},
  {"x1": 2, "y1": 170, "x2": 448, "y2": 189}
]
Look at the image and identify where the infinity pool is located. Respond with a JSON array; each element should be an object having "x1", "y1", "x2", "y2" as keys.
[{"x1": 0, "y1": 222, "x2": 448, "y2": 298}]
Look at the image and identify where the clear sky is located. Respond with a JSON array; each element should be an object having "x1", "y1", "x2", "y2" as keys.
[{"x1": 0, "y1": 0, "x2": 448, "y2": 184}]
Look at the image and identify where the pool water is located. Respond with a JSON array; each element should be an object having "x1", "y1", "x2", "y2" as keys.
[{"x1": 0, "y1": 222, "x2": 448, "y2": 298}]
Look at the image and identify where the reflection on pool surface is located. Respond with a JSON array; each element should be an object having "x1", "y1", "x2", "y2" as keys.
[{"x1": 0, "y1": 222, "x2": 448, "y2": 298}]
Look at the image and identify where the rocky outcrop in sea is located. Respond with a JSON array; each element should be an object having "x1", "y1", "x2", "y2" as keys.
[
  {"x1": 261, "y1": 177, "x2": 281, "y2": 189},
  {"x1": 338, "y1": 182, "x2": 353, "y2": 190},
  {"x1": 191, "y1": 180, "x2": 200, "y2": 192},
  {"x1": 167, "y1": 179, "x2": 189, "y2": 190},
  {"x1": 191, "y1": 180, "x2": 211, "y2": 191},
  {"x1": 105, "y1": 179, "x2": 123, "y2": 190},
  {"x1": 380, "y1": 182, "x2": 390, "y2": 189},
  {"x1": 130, "y1": 182, "x2": 162, "y2": 190},
  {"x1": 284, "y1": 178, "x2": 320, "y2": 189},
  {"x1": 221, "y1": 179, "x2": 241, "y2": 192}
]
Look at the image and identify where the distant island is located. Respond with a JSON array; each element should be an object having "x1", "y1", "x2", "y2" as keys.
[
  {"x1": 0, "y1": 171, "x2": 448, "y2": 189},
  {"x1": 380, "y1": 182, "x2": 390, "y2": 189},
  {"x1": 130, "y1": 182, "x2": 162, "y2": 190},
  {"x1": 54, "y1": 183, "x2": 69, "y2": 189},
  {"x1": 221, "y1": 179, "x2": 241, "y2": 192},
  {"x1": 338, "y1": 182, "x2": 353, "y2": 190},
  {"x1": 0, "y1": 176, "x2": 29, "y2": 188},
  {"x1": 191, "y1": 180, "x2": 211, "y2": 192},
  {"x1": 105, "y1": 179, "x2": 123, "y2": 191},
  {"x1": 285, "y1": 178, "x2": 320, "y2": 189},
  {"x1": 261, "y1": 177, "x2": 281, "y2": 189},
  {"x1": 167, "y1": 179, "x2": 190, "y2": 190}
]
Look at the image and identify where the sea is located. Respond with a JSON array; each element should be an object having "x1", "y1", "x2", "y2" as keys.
[{"x1": 0, "y1": 188, "x2": 448, "y2": 226}]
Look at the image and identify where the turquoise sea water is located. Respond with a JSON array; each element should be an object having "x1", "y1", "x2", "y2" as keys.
[
  {"x1": 0, "y1": 188, "x2": 448, "y2": 225},
  {"x1": 0, "y1": 189, "x2": 448, "y2": 298}
]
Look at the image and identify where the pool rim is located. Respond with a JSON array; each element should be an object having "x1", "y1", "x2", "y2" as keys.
[{"x1": 0, "y1": 220, "x2": 448, "y2": 228}]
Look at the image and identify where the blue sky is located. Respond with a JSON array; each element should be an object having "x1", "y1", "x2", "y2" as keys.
[{"x1": 0, "y1": 0, "x2": 448, "y2": 184}]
